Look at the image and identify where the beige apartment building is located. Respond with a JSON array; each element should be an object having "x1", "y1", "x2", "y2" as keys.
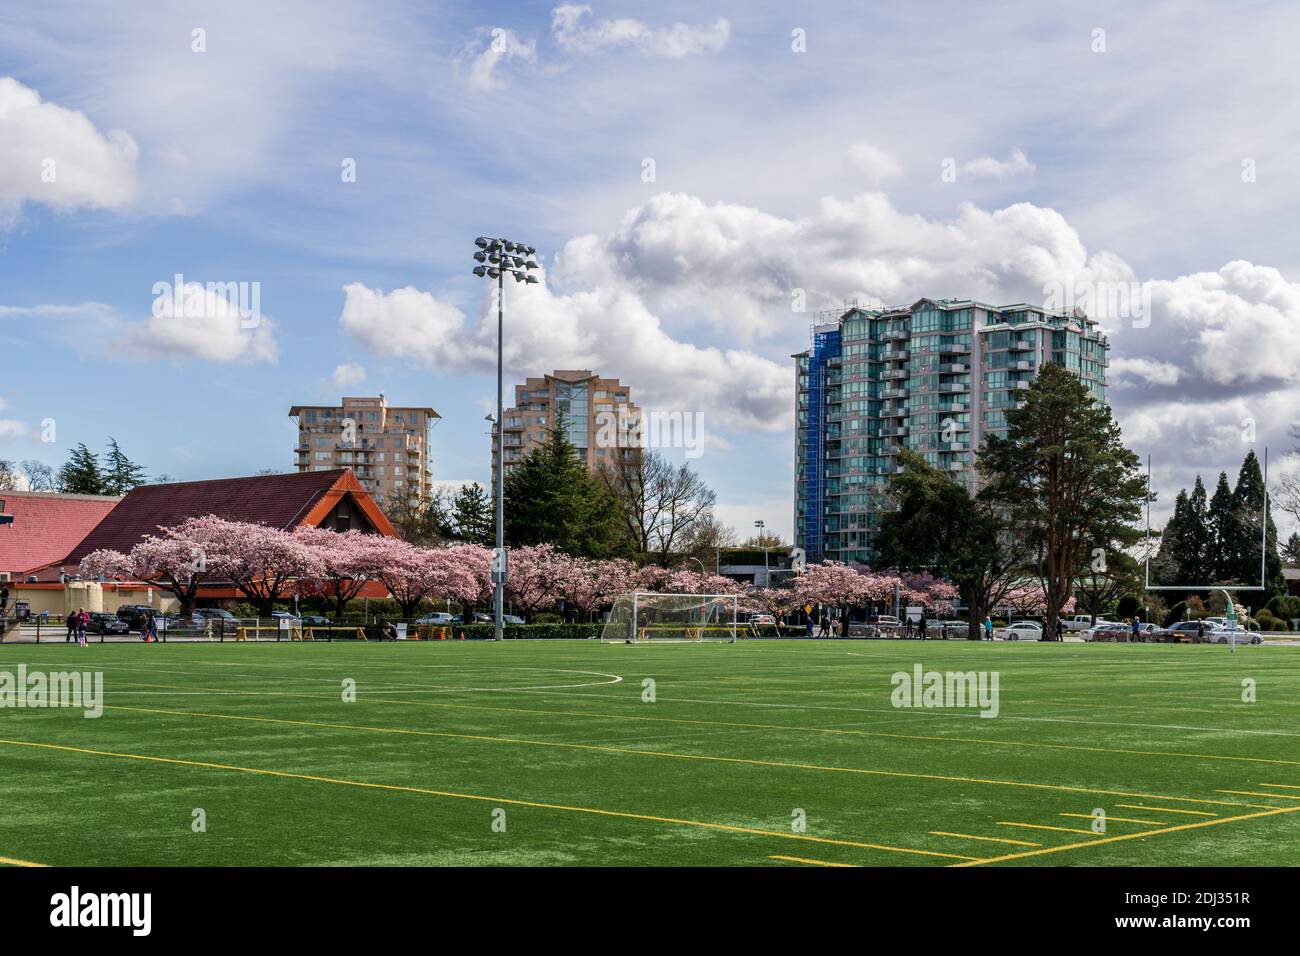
[
  {"x1": 289, "y1": 394, "x2": 439, "y2": 507},
  {"x1": 492, "y1": 370, "x2": 642, "y2": 487}
]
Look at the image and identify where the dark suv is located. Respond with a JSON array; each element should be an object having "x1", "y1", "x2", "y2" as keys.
[
  {"x1": 87, "y1": 612, "x2": 130, "y2": 635},
  {"x1": 115, "y1": 605, "x2": 158, "y2": 633}
]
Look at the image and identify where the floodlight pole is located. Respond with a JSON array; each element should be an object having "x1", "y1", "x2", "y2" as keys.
[
  {"x1": 473, "y1": 237, "x2": 540, "y2": 642},
  {"x1": 494, "y1": 263, "x2": 505, "y2": 642}
]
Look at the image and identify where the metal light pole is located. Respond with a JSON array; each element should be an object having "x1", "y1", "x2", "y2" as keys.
[
  {"x1": 754, "y1": 519, "x2": 769, "y2": 587},
  {"x1": 474, "y1": 237, "x2": 539, "y2": 641}
]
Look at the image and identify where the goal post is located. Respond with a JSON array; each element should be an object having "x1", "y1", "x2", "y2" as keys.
[{"x1": 600, "y1": 592, "x2": 739, "y2": 643}]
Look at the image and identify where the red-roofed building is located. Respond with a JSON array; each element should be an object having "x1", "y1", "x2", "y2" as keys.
[
  {"x1": 6, "y1": 470, "x2": 397, "y2": 621},
  {"x1": 0, "y1": 491, "x2": 122, "y2": 579},
  {"x1": 61, "y1": 468, "x2": 394, "y2": 571}
]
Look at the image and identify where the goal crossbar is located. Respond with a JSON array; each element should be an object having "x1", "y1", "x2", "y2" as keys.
[{"x1": 600, "y1": 592, "x2": 739, "y2": 644}]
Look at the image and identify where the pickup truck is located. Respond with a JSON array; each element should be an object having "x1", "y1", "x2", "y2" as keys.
[{"x1": 1061, "y1": 615, "x2": 1111, "y2": 632}]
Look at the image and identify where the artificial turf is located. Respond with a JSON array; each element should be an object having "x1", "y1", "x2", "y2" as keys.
[{"x1": 0, "y1": 638, "x2": 1297, "y2": 867}]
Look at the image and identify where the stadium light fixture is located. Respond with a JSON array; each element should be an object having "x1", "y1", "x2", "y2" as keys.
[{"x1": 473, "y1": 235, "x2": 540, "y2": 642}]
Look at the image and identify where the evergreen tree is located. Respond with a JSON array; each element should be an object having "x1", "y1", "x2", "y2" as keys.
[
  {"x1": 1282, "y1": 532, "x2": 1300, "y2": 566},
  {"x1": 503, "y1": 416, "x2": 629, "y2": 558},
  {"x1": 1224, "y1": 451, "x2": 1285, "y2": 595},
  {"x1": 1184, "y1": 476, "x2": 1213, "y2": 582},
  {"x1": 57, "y1": 443, "x2": 107, "y2": 494},
  {"x1": 979, "y1": 363, "x2": 1147, "y2": 638},
  {"x1": 1151, "y1": 489, "x2": 1190, "y2": 586},
  {"x1": 1206, "y1": 472, "x2": 1234, "y2": 579},
  {"x1": 102, "y1": 437, "x2": 148, "y2": 495},
  {"x1": 451, "y1": 483, "x2": 493, "y2": 545}
]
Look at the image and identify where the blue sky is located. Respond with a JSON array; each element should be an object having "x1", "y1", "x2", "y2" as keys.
[{"x1": 3, "y1": 1, "x2": 1300, "y2": 541}]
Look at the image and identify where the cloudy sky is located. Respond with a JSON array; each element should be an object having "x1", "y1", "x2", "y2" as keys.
[{"x1": 2, "y1": 1, "x2": 1299, "y2": 541}]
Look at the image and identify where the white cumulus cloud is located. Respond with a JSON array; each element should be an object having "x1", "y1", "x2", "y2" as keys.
[
  {"x1": 0, "y1": 77, "x2": 138, "y2": 226},
  {"x1": 550, "y1": 5, "x2": 730, "y2": 58}
]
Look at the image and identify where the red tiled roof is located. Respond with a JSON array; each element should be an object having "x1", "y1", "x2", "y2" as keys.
[
  {"x1": 62, "y1": 469, "x2": 386, "y2": 566},
  {"x1": 0, "y1": 491, "x2": 122, "y2": 575}
]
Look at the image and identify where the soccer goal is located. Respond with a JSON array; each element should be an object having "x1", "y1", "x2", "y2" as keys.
[{"x1": 600, "y1": 593, "x2": 739, "y2": 643}]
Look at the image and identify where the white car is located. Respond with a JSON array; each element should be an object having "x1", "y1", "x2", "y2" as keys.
[
  {"x1": 1000, "y1": 621, "x2": 1043, "y2": 641},
  {"x1": 1209, "y1": 627, "x2": 1262, "y2": 645}
]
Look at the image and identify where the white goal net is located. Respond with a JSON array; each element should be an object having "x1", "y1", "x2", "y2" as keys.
[{"x1": 600, "y1": 593, "x2": 739, "y2": 643}]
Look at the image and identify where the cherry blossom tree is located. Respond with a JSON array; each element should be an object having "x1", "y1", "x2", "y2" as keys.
[
  {"x1": 555, "y1": 557, "x2": 636, "y2": 620},
  {"x1": 193, "y1": 516, "x2": 326, "y2": 616},
  {"x1": 505, "y1": 544, "x2": 568, "y2": 617},
  {"x1": 294, "y1": 527, "x2": 382, "y2": 616},
  {"x1": 81, "y1": 518, "x2": 219, "y2": 614}
]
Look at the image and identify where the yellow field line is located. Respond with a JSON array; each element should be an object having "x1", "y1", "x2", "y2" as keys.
[
  {"x1": 955, "y1": 802, "x2": 1300, "y2": 867},
  {"x1": 99, "y1": 703, "x2": 1267, "y2": 810},
  {"x1": 0, "y1": 854, "x2": 46, "y2": 867},
  {"x1": 0, "y1": 736, "x2": 975, "y2": 862},
  {"x1": 998, "y1": 822, "x2": 1098, "y2": 836},
  {"x1": 1215, "y1": 789, "x2": 1300, "y2": 801},
  {"x1": 929, "y1": 831, "x2": 1040, "y2": 847},
  {"x1": 108, "y1": 679, "x2": 1300, "y2": 771},
  {"x1": 1259, "y1": 783, "x2": 1300, "y2": 790},
  {"x1": 1060, "y1": 813, "x2": 1167, "y2": 825},
  {"x1": 769, "y1": 855, "x2": 859, "y2": 868},
  {"x1": 1115, "y1": 804, "x2": 1216, "y2": 817}
]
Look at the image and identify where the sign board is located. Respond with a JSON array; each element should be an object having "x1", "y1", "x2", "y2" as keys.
[
  {"x1": 14, "y1": 601, "x2": 29, "y2": 620},
  {"x1": 905, "y1": 606, "x2": 923, "y2": 623},
  {"x1": 394, "y1": 622, "x2": 408, "y2": 641},
  {"x1": 491, "y1": 547, "x2": 509, "y2": 585},
  {"x1": 279, "y1": 617, "x2": 291, "y2": 631}
]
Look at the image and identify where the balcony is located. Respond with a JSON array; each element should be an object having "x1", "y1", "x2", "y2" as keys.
[
  {"x1": 882, "y1": 426, "x2": 908, "y2": 438},
  {"x1": 880, "y1": 349, "x2": 909, "y2": 362},
  {"x1": 881, "y1": 369, "x2": 908, "y2": 380},
  {"x1": 1010, "y1": 359, "x2": 1033, "y2": 371},
  {"x1": 881, "y1": 387, "x2": 909, "y2": 400},
  {"x1": 940, "y1": 342, "x2": 972, "y2": 355},
  {"x1": 939, "y1": 363, "x2": 967, "y2": 374},
  {"x1": 879, "y1": 406, "x2": 907, "y2": 419},
  {"x1": 882, "y1": 328, "x2": 909, "y2": 342},
  {"x1": 1009, "y1": 338, "x2": 1036, "y2": 352},
  {"x1": 938, "y1": 383, "x2": 970, "y2": 394}
]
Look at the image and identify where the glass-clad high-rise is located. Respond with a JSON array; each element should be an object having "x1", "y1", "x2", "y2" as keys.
[{"x1": 794, "y1": 298, "x2": 1109, "y2": 565}]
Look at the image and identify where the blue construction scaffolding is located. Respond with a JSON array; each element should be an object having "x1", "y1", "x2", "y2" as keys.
[{"x1": 803, "y1": 321, "x2": 841, "y2": 564}]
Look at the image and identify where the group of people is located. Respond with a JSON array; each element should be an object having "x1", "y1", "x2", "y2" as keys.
[{"x1": 64, "y1": 608, "x2": 90, "y2": 646}]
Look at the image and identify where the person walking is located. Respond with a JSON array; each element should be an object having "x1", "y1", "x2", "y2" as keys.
[
  {"x1": 1130, "y1": 617, "x2": 1141, "y2": 644},
  {"x1": 918, "y1": 611, "x2": 929, "y2": 641},
  {"x1": 983, "y1": 615, "x2": 994, "y2": 641},
  {"x1": 1055, "y1": 617, "x2": 1065, "y2": 642},
  {"x1": 817, "y1": 615, "x2": 832, "y2": 638},
  {"x1": 75, "y1": 608, "x2": 88, "y2": 647},
  {"x1": 805, "y1": 614, "x2": 814, "y2": 639},
  {"x1": 66, "y1": 610, "x2": 77, "y2": 642},
  {"x1": 1196, "y1": 619, "x2": 1206, "y2": 643}
]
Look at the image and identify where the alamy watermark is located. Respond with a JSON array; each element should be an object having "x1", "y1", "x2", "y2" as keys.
[
  {"x1": 890, "y1": 664, "x2": 999, "y2": 718},
  {"x1": 1042, "y1": 278, "x2": 1152, "y2": 328},
  {"x1": 595, "y1": 406, "x2": 705, "y2": 459},
  {"x1": 0, "y1": 666, "x2": 103, "y2": 718},
  {"x1": 151, "y1": 273, "x2": 261, "y2": 328}
]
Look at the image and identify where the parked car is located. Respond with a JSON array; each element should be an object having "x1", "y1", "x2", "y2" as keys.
[
  {"x1": 115, "y1": 605, "x2": 160, "y2": 633},
  {"x1": 747, "y1": 613, "x2": 777, "y2": 626},
  {"x1": 270, "y1": 610, "x2": 302, "y2": 622},
  {"x1": 1160, "y1": 620, "x2": 1214, "y2": 643},
  {"x1": 473, "y1": 612, "x2": 525, "y2": 625},
  {"x1": 999, "y1": 621, "x2": 1043, "y2": 641},
  {"x1": 192, "y1": 608, "x2": 238, "y2": 625},
  {"x1": 299, "y1": 614, "x2": 330, "y2": 626},
  {"x1": 1083, "y1": 622, "x2": 1128, "y2": 642},
  {"x1": 1209, "y1": 626, "x2": 1262, "y2": 645},
  {"x1": 415, "y1": 612, "x2": 458, "y2": 626},
  {"x1": 867, "y1": 614, "x2": 902, "y2": 627},
  {"x1": 86, "y1": 612, "x2": 130, "y2": 635},
  {"x1": 1062, "y1": 614, "x2": 1114, "y2": 632}
]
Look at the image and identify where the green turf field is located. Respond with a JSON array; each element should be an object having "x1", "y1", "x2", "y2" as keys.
[{"x1": 1, "y1": 639, "x2": 1297, "y2": 867}]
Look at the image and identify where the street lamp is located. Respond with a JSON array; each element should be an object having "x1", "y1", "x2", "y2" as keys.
[
  {"x1": 754, "y1": 520, "x2": 769, "y2": 587},
  {"x1": 474, "y1": 237, "x2": 539, "y2": 642}
]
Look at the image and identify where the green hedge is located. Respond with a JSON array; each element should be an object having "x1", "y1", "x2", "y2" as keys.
[{"x1": 387, "y1": 623, "x2": 603, "y2": 640}]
